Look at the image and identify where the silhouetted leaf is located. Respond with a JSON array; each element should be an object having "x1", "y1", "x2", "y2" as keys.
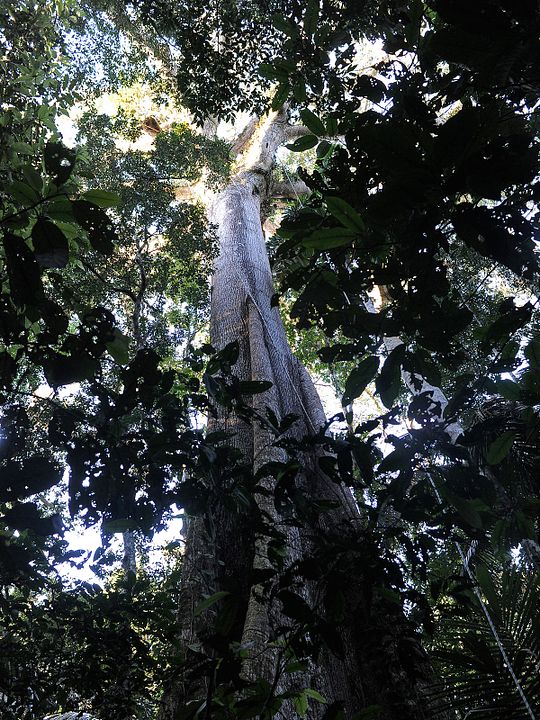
[
  {"x1": 0, "y1": 457, "x2": 62, "y2": 501},
  {"x1": 44, "y1": 141, "x2": 76, "y2": 184},
  {"x1": 303, "y1": 0, "x2": 319, "y2": 36},
  {"x1": 272, "y1": 83, "x2": 290, "y2": 110},
  {"x1": 302, "y1": 227, "x2": 356, "y2": 249},
  {"x1": 239, "y1": 380, "x2": 273, "y2": 394},
  {"x1": 1, "y1": 502, "x2": 62, "y2": 535},
  {"x1": 376, "y1": 345, "x2": 405, "y2": 408},
  {"x1": 72, "y1": 200, "x2": 117, "y2": 255},
  {"x1": 286, "y1": 135, "x2": 319, "y2": 152},
  {"x1": 43, "y1": 352, "x2": 100, "y2": 387},
  {"x1": 343, "y1": 356, "x2": 379, "y2": 404},
  {"x1": 300, "y1": 109, "x2": 326, "y2": 136},
  {"x1": 2, "y1": 231, "x2": 43, "y2": 306},
  {"x1": 31, "y1": 218, "x2": 69, "y2": 268},
  {"x1": 81, "y1": 189, "x2": 120, "y2": 208}
]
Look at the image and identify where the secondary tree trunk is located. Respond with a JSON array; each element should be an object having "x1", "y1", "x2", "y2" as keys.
[{"x1": 159, "y1": 111, "x2": 439, "y2": 720}]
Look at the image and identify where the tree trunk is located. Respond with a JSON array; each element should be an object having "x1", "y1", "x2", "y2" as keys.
[{"x1": 159, "y1": 111, "x2": 439, "y2": 720}]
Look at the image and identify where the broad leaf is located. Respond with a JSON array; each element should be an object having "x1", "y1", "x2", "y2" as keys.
[
  {"x1": 376, "y1": 345, "x2": 405, "y2": 409},
  {"x1": 6, "y1": 180, "x2": 40, "y2": 206},
  {"x1": 303, "y1": 0, "x2": 319, "y2": 36},
  {"x1": 300, "y1": 109, "x2": 326, "y2": 136},
  {"x1": 72, "y1": 200, "x2": 117, "y2": 255},
  {"x1": 0, "y1": 457, "x2": 62, "y2": 501},
  {"x1": 286, "y1": 135, "x2": 319, "y2": 152},
  {"x1": 44, "y1": 141, "x2": 76, "y2": 184},
  {"x1": 486, "y1": 431, "x2": 517, "y2": 465},
  {"x1": 524, "y1": 336, "x2": 540, "y2": 367},
  {"x1": 342, "y1": 356, "x2": 379, "y2": 404},
  {"x1": 302, "y1": 227, "x2": 356, "y2": 249},
  {"x1": 272, "y1": 83, "x2": 290, "y2": 110},
  {"x1": 81, "y1": 189, "x2": 120, "y2": 208},
  {"x1": 43, "y1": 352, "x2": 100, "y2": 387},
  {"x1": 31, "y1": 218, "x2": 69, "y2": 268},
  {"x1": 326, "y1": 197, "x2": 365, "y2": 232},
  {"x1": 239, "y1": 380, "x2": 273, "y2": 394}
]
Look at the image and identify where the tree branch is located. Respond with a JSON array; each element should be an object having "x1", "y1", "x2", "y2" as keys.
[
  {"x1": 283, "y1": 124, "x2": 310, "y2": 141},
  {"x1": 232, "y1": 116, "x2": 259, "y2": 154},
  {"x1": 201, "y1": 116, "x2": 219, "y2": 138},
  {"x1": 271, "y1": 179, "x2": 310, "y2": 199},
  {"x1": 81, "y1": 260, "x2": 138, "y2": 302}
]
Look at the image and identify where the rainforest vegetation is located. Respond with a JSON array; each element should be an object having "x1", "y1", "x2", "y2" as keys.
[{"x1": 0, "y1": 1, "x2": 539, "y2": 719}]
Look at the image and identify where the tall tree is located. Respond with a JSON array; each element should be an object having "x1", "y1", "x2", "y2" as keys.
[
  {"x1": 157, "y1": 109, "x2": 440, "y2": 718},
  {"x1": 1, "y1": 1, "x2": 539, "y2": 718}
]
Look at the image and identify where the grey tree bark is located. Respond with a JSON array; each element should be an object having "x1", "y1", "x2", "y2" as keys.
[{"x1": 158, "y1": 110, "x2": 440, "y2": 720}]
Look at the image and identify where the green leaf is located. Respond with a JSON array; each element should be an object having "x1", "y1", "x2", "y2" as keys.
[
  {"x1": 12, "y1": 142, "x2": 34, "y2": 154},
  {"x1": 376, "y1": 587, "x2": 401, "y2": 604},
  {"x1": 453, "y1": 499, "x2": 484, "y2": 530},
  {"x1": 21, "y1": 165, "x2": 43, "y2": 192},
  {"x1": 6, "y1": 180, "x2": 40, "y2": 206},
  {"x1": 206, "y1": 340, "x2": 240, "y2": 374},
  {"x1": 300, "y1": 109, "x2": 326, "y2": 136},
  {"x1": 259, "y1": 62, "x2": 289, "y2": 83},
  {"x1": 342, "y1": 356, "x2": 379, "y2": 404},
  {"x1": 326, "y1": 197, "x2": 365, "y2": 232},
  {"x1": 495, "y1": 379, "x2": 521, "y2": 401},
  {"x1": 271, "y1": 14, "x2": 296, "y2": 36},
  {"x1": 438, "y1": 485, "x2": 484, "y2": 528},
  {"x1": 294, "y1": 692, "x2": 309, "y2": 718},
  {"x1": 194, "y1": 591, "x2": 230, "y2": 616},
  {"x1": 524, "y1": 336, "x2": 540, "y2": 367},
  {"x1": 44, "y1": 196, "x2": 74, "y2": 222},
  {"x1": 304, "y1": 689, "x2": 327, "y2": 704},
  {"x1": 272, "y1": 83, "x2": 290, "y2": 111},
  {"x1": 284, "y1": 661, "x2": 309, "y2": 673},
  {"x1": 286, "y1": 134, "x2": 319, "y2": 152},
  {"x1": 106, "y1": 328, "x2": 130, "y2": 364},
  {"x1": 326, "y1": 117, "x2": 338, "y2": 136},
  {"x1": 303, "y1": 0, "x2": 319, "y2": 36},
  {"x1": 302, "y1": 227, "x2": 356, "y2": 249},
  {"x1": 486, "y1": 430, "x2": 517, "y2": 465},
  {"x1": 81, "y1": 189, "x2": 120, "y2": 208},
  {"x1": 475, "y1": 563, "x2": 498, "y2": 609},
  {"x1": 316, "y1": 140, "x2": 333, "y2": 159},
  {"x1": 292, "y1": 82, "x2": 308, "y2": 103}
]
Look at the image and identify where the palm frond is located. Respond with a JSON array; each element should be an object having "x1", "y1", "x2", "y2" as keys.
[{"x1": 428, "y1": 557, "x2": 540, "y2": 718}]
